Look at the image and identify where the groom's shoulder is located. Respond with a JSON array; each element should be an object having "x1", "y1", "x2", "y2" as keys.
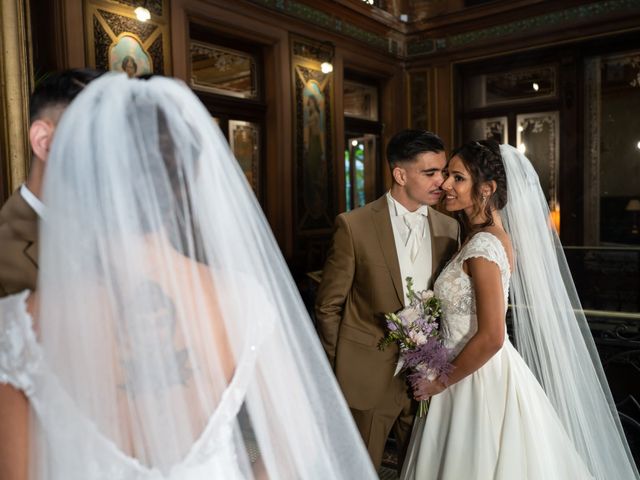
[
  {"x1": 428, "y1": 206, "x2": 459, "y2": 233},
  {"x1": 338, "y1": 196, "x2": 385, "y2": 223}
]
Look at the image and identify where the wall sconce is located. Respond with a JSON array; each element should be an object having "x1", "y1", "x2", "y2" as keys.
[
  {"x1": 320, "y1": 62, "x2": 333, "y2": 74},
  {"x1": 134, "y1": 4, "x2": 150, "y2": 22},
  {"x1": 626, "y1": 198, "x2": 640, "y2": 235}
]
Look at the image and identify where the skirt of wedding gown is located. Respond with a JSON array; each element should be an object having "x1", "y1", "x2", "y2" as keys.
[{"x1": 401, "y1": 339, "x2": 594, "y2": 480}]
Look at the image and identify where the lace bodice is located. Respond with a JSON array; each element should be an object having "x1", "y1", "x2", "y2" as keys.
[
  {"x1": 434, "y1": 232, "x2": 510, "y2": 358},
  {"x1": 0, "y1": 291, "x2": 261, "y2": 479},
  {"x1": 0, "y1": 291, "x2": 40, "y2": 395}
]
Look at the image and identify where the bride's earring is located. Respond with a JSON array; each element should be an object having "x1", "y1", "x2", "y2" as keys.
[{"x1": 482, "y1": 194, "x2": 488, "y2": 209}]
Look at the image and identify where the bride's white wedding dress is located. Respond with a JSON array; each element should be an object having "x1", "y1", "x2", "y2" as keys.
[
  {"x1": 402, "y1": 232, "x2": 594, "y2": 479},
  {"x1": 0, "y1": 290, "x2": 262, "y2": 479}
]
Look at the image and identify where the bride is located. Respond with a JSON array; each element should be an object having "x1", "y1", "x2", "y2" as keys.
[
  {"x1": 401, "y1": 140, "x2": 638, "y2": 479},
  {"x1": 0, "y1": 74, "x2": 376, "y2": 479}
]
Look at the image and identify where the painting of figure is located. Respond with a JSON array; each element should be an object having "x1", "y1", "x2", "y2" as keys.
[
  {"x1": 303, "y1": 79, "x2": 328, "y2": 219},
  {"x1": 109, "y1": 34, "x2": 153, "y2": 77}
]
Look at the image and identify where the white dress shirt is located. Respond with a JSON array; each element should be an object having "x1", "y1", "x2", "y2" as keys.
[
  {"x1": 20, "y1": 184, "x2": 46, "y2": 218},
  {"x1": 386, "y1": 192, "x2": 433, "y2": 305}
]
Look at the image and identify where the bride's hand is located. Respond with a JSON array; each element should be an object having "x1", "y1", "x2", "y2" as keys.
[{"x1": 412, "y1": 377, "x2": 446, "y2": 401}]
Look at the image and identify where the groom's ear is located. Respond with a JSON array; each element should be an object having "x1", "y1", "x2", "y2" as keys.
[
  {"x1": 29, "y1": 119, "x2": 56, "y2": 163},
  {"x1": 392, "y1": 165, "x2": 406, "y2": 185}
]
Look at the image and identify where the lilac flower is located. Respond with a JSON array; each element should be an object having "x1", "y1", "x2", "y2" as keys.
[{"x1": 378, "y1": 277, "x2": 453, "y2": 417}]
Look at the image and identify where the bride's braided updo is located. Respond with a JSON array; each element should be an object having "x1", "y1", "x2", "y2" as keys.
[{"x1": 450, "y1": 139, "x2": 507, "y2": 235}]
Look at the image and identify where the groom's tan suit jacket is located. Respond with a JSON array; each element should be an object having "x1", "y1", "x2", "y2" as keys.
[
  {"x1": 316, "y1": 195, "x2": 458, "y2": 410},
  {"x1": 0, "y1": 190, "x2": 39, "y2": 297}
]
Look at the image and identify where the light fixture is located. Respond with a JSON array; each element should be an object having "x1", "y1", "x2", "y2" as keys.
[
  {"x1": 636, "y1": 141, "x2": 640, "y2": 150},
  {"x1": 518, "y1": 125, "x2": 524, "y2": 133},
  {"x1": 532, "y1": 82, "x2": 540, "y2": 92},
  {"x1": 517, "y1": 143, "x2": 526, "y2": 154},
  {"x1": 135, "y1": 6, "x2": 151, "y2": 22},
  {"x1": 351, "y1": 140, "x2": 358, "y2": 147},
  {"x1": 320, "y1": 62, "x2": 333, "y2": 74}
]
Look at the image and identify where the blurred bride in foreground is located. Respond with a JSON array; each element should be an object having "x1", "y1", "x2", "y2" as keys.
[{"x1": 0, "y1": 74, "x2": 376, "y2": 480}]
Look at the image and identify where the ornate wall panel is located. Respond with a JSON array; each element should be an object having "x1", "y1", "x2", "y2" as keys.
[
  {"x1": 291, "y1": 36, "x2": 335, "y2": 234},
  {"x1": 408, "y1": 70, "x2": 430, "y2": 130},
  {"x1": 84, "y1": 0, "x2": 171, "y2": 76}
]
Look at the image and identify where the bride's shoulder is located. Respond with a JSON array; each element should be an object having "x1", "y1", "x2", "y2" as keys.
[
  {"x1": 0, "y1": 290, "x2": 32, "y2": 320},
  {"x1": 0, "y1": 290, "x2": 40, "y2": 394},
  {"x1": 465, "y1": 229, "x2": 512, "y2": 270}
]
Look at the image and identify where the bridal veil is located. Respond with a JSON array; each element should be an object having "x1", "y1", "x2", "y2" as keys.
[
  {"x1": 34, "y1": 73, "x2": 376, "y2": 478},
  {"x1": 500, "y1": 144, "x2": 638, "y2": 479}
]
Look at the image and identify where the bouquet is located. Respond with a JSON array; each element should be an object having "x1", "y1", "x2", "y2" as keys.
[{"x1": 378, "y1": 277, "x2": 452, "y2": 417}]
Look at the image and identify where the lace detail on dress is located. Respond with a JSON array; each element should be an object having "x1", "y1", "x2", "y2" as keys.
[
  {"x1": 0, "y1": 291, "x2": 41, "y2": 395},
  {"x1": 434, "y1": 232, "x2": 510, "y2": 358}
]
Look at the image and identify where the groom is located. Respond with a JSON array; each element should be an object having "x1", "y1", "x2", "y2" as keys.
[
  {"x1": 0, "y1": 69, "x2": 102, "y2": 480},
  {"x1": 315, "y1": 129, "x2": 459, "y2": 472},
  {"x1": 0, "y1": 68, "x2": 102, "y2": 297}
]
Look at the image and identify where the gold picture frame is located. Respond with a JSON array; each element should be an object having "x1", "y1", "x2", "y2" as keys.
[{"x1": 84, "y1": 0, "x2": 171, "y2": 76}]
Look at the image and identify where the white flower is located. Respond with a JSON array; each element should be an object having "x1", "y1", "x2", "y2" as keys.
[
  {"x1": 409, "y1": 330, "x2": 428, "y2": 346},
  {"x1": 398, "y1": 305, "x2": 421, "y2": 326},
  {"x1": 418, "y1": 290, "x2": 435, "y2": 302}
]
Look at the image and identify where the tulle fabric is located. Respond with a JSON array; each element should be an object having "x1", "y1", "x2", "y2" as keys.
[
  {"x1": 34, "y1": 73, "x2": 376, "y2": 479},
  {"x1": 499, "y1": 144, "x2": 638, "y2": 479}
]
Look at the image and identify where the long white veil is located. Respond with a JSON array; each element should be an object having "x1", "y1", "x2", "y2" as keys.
[
  {"x1": 34, "y1": 73, "x2": 376, "y2": 478},
  {"x1": 499, "y1": 144, "x2": 638, "y2": 479}
]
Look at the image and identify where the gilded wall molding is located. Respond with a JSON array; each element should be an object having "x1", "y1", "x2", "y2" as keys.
[
  {"x1": 0, "y1": 0, "x2": 32, "y2": 194},
  {"x1": 244, "y1": 0, "x2": 640, "y2": 60},
  {"x1": 407, "y1": 0, "x2": 640, "y2": 57},
  {"x1": 246, "y1": 0, "x2": 402, "y2": 56}
]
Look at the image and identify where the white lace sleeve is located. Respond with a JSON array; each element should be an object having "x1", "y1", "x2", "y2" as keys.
[
  {"x1": 0, "y1": 290, "x2": 41, "y2": 395},
  {"x1": 460, "y1": 232, "x2": 509, "y2": 273}
]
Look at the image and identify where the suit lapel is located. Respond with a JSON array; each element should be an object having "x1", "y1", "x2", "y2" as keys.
[
  {"x1": 371, "y1": 197, "x2": 403, "y2": 305},
  {"x1": 2, "y1": 189, "x2": 39, "y2": 268}
]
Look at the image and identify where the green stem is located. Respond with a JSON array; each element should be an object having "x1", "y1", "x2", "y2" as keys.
[{"x1": 417, "y1": 399, "x2": 431, "y2": 417}]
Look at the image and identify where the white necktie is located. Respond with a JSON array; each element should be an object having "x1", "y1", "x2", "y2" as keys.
[{"x1": 403, "y1": 209, "x2": 427, "y2": 262}]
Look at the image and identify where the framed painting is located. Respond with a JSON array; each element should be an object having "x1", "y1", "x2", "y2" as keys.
[
  {"x1": 84, "y1": 0, "x2": 171, "y2": 76},
  {"x1": 291, "y1": 36, "x2": 335, "y2": 232}
]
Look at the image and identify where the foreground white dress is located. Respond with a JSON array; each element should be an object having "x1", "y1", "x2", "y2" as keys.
[
  {"x1": 0, "y1": 291, "x2": 257, "y2": 479},
  {"x1": 402, "y1": 232, "x2": 594, "y2": 480}
]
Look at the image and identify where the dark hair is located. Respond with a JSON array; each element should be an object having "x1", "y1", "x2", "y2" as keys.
[
  {"x1": 29, "y1": 69, "x2": 103, "y2": 122},
  {"x1": 386, "y1": 129, "x2": 445, "y2": 170},
  {"x1": 450, "y1": 139, "x2": 507, "y2": 236},
  {"x1": 135, "y1": 100, "x2": 206, "y2": 263}
]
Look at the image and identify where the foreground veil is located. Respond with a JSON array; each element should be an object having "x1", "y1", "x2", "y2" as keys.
[
  {"x1": 33, "y1": 73, "x2": 376, "y2": 478},
  {"x1": 499, "y1": 144, "x2": 638, "y2": 479}
]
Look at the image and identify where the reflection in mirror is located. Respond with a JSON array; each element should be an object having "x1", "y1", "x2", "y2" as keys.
[
  {"x1": 344, "y1": 81, "x2": 378, "y2": 121},
  {"x1": 585, "y1": 51, "x2": 640, "y2": 246},
  {"x1": 190, "y1": 41, "x2": 258, "y2": 99},
  {"x1": 229, "y1": 120, "x2": 260, "y2": 194},
  {"x1": 465, "y1": 65, "x2": 557, "y2": 109},
  {"x1": 468, "y1": 117, "x2": 508, "y2": 144},
  {"x1": 516, "y1": 111, "x2": 560, "y2": 231}
]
